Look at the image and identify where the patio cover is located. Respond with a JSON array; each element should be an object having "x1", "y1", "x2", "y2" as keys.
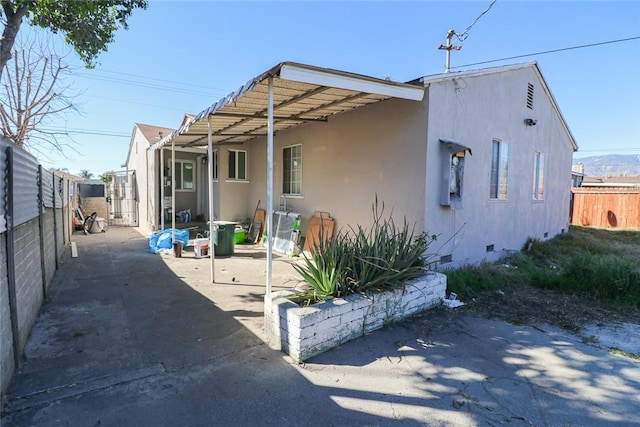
[{"x1": 150, "y1": 61, "x2": 425, "y2": 291}]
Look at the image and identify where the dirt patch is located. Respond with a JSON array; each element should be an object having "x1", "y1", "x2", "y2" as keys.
[{"x1": 442, "y1": 283, "x2": 640, "y2": 334}]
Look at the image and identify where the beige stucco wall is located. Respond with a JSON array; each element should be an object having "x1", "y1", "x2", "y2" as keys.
[
  {"x1": 424, "y1": 66, "x2": 574, "y2": 266},
  {"x1": 126, "y1": 128, "x2": 152, "y2": 234},
  {"x1": 241, "y1": 97, "x2": 428, "y2": 235}
]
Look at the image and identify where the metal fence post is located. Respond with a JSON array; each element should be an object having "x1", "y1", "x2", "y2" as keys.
[
  {"x1": 5, "y1": 146, "x2": 21, "y2": 370},
  {"x1": 37, "y1": 166, "x2": 47, "y2": 299}
]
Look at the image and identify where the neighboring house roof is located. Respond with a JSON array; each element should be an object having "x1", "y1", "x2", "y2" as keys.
[
  {"x1": 136, "y1": 123, "x2": 175, "y2": 143},
  {"x1": 124, "y1": 123, "x2": 175, "y2": 166},
  {"x1": 151, "y1": 61, "x2": 425, "y2": 150},
  {"x1": 582, "y1": 176, "x2": 640, "y2": 187},
  {"x1": 410, "y1": 62, "x2": 579, "y2": 152}
]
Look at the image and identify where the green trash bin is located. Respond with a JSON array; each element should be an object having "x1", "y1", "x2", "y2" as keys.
[{"x1": 212, "y1": 221, "x2": 236, "y2": 256}]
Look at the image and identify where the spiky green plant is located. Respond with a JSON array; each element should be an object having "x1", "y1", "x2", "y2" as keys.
[{"x1": 292, "y1": 199, "x2": 435, "y2": 304}]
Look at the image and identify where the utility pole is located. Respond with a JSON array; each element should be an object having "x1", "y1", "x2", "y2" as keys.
[{"x1": 438, "y1": 29, "x2": 462, "y2": 73}]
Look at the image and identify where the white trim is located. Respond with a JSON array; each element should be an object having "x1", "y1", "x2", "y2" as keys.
[
  {"x1": 282, "y1": 143, "x2": 302, "y2": 196},
  {"x1": 280, "y1": 64, "x2": 425, "y2": 101},
  {"x1": 172, "y1": 159, "x2": 196, "y2": 192},
  {"x1": 224, "y1": 179, "x2": 250, "y2": 184},
  {"x1": 228, "y1": 149, "x2": 247, "y2": 181}
]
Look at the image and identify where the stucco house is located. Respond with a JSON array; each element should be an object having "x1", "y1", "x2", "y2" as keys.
[{"x1": 126, "y1": 61, "x2": 577, "y2": 269}]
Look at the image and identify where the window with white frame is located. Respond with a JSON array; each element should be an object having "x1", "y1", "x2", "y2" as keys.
[
  {"x1": 283, "y1": 144, "x2": 302, "y2": 195},
  {"x1": 489, "y1": 139, "x2": 509, "y2": 199},
  {"x1": 532, "y1": 151, "x2": 545, "y2": 200},
  {"x1": 173, "y1": 160, "x2": 195, "y2": 191},
  {"x1": 228, "y1": 150, "x2": 247, "y2": 180}
]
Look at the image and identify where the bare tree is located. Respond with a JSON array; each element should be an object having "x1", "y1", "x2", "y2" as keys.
[{"x1": 0, "y1": 35, "x2": 78, "y2": 156}]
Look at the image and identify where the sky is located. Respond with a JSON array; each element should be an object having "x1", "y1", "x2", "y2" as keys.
[{"x1": 10, "y1": 0, "x2": 640, "y2": 177}]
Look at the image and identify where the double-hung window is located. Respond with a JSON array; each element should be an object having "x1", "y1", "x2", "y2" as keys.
[
  {"x1": 228, "y1": 150, "x2": 247, "y2": 180},
  {"x1": 489, "y1": 139, "x2": 509, "y2": 200},
  {"x1": 532, "y1": 151, "x2": 545, "y2": 200},
  {"x1": 174, "y1": 160, "x2": 195, "y2": 191},
  {"x1": 283, "y1": 144, "x2": 302, "y2": 195}
]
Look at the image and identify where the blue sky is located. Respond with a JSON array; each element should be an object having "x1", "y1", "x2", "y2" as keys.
[{"x1": 16, "y1": 1, "x2": 640, "y2": 176}]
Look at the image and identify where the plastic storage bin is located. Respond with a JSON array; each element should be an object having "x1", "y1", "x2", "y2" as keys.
[{"x1": 234, "y1": 226, "x2": 246, "y2": 244}]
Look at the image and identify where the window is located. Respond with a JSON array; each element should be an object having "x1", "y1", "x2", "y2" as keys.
[
  {"x1": 173, "y1": 160, "x2": 195, "y2": 191},
  {"x1": 228, "y1": 150, "x2": 247, "y2": 180},
  {"x1": 210, "y1": 150, "x2": 218, "y2": 180},
  {"x1": 532, "y1": 151, "x2": 545, "y2": 200},
  {"x1": 283, "y1": 144, "x2": 302, "y2": 195},
  {"x1": 489, "y1": 139, "x2": 509, "y2": 199}
]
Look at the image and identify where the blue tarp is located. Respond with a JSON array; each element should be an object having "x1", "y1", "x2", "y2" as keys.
[{"x1": 147, "y1": 228, "x2": 189, "y2": 254}]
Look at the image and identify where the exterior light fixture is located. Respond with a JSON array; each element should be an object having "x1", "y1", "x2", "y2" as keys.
[{"x1": 524, "y1": 118, "x2": 537, "y2": 126}]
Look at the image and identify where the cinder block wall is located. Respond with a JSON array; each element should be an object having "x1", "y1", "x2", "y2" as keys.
[
  {"x1": 0, "y1": 233, "x2": 13, "y2": 394},
  {"x1": 81, "y1": 197, "x2": 108, "y2": 221},
  {"x1": 43, "y1": 209, "x2": 57, "y2": 285},
  {"x1": 14, "y1": 221, "x2": 44, "y2": 350}
]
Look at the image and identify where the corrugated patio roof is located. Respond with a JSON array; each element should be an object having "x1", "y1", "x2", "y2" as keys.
[{"x1": 151, "y1": 62, "x2": 425, "y2": 150}]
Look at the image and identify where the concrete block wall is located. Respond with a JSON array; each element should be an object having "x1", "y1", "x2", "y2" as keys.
[
  {"x1": 13, "y1": 221, "x2": 45, "y2": 350},
  {"x1": 265, "y1": 273, "x2": 447, "y2": 362},
  {"x1": 55, "y1": 207, "x2": 66, "y2": 260},
  {"x1": 42, "y1": 209, "x2": 57, "y2": 285},
  {"x1": 81, "y1": 197, "x2": 108, "y2": 221},
  {"x1": 0, "y1": 233, "x2": 13, "y2": 394}
]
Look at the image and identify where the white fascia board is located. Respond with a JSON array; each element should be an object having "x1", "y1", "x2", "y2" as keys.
[{"x1": 280, "y1": 64, "x2": 424, "y2": 101}]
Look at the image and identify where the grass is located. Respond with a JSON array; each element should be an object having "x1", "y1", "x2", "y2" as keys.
[{"x1": 446, "y1": 226, "x2": 640, "y2": 308}]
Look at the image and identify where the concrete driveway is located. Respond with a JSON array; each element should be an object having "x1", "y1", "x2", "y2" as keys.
[{"x1": 2, "y1": 227, "x2": 639, "y2": 426}]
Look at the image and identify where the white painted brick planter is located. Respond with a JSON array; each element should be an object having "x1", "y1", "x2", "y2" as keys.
[{"x1": 264, "y1": 273, "x2": 447, "y2": 362}]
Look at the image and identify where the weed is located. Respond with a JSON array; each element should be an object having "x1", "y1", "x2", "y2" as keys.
[
  {"x1": 447, "y1": 226, "x2": 640, "y2": 307},
  {"x1": 609, "y1": 348, "x2": 640, "y2": 361}
]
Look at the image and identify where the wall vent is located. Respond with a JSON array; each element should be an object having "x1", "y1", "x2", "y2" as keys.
[
  {"x1": 440, "y1": 254, "x2": 452, "y2": 264},
  {"x1": 526, "y1": 83, "x2": 534, "y2": 109},
  {"x1": 486, "y1": 244, "x2": 494, "y2": 253}
]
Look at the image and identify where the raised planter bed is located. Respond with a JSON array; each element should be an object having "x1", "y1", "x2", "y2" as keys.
[{"x1": 264, "y1": 273, "x2": 447, "y2": 362}]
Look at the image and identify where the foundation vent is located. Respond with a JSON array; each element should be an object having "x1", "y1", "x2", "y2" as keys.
[{"x1": 440, "y1": 254, "x2": 452, "y2": 264}]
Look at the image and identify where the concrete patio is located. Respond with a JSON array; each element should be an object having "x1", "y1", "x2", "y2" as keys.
[{"x1": 2, "y1": 226, "x2": 639, "y2": 426}]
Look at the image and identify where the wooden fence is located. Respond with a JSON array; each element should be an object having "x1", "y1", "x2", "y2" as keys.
[{"x1": 570, "y1": 188, "x2": 640, "y2": 229}]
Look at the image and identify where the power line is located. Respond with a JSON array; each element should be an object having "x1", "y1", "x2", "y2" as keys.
[
  {"x1": 82, "y1": 68, "x2": 232, "y2": 93},
  {"x1": 452, "y1": 36, "x2": 640, "y2": 69},
  {"x1": 85, "y1": 94, "x2": 190, "y2": 113},
  {"x1": 41, "y1": 127, "x2": 130, "y2": 137},
  {"x1": 74, "y1": 74, "x2": 227, "y2": 99},
  {"x1": 456, "y1": 0, "x2": 497, "y2": 42}
]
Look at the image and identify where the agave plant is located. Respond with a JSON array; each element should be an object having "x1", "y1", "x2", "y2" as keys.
[
  {"x1": 292, "y1": 228, "x2": 350, "y2": 302},
  {"x1": 292, "y1": 198, "x2": 435, "y2": 304}
]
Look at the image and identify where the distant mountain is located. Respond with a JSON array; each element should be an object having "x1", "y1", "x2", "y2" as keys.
[{"x1": 573, "y1": 154, "x2": 640, "y2": 177}]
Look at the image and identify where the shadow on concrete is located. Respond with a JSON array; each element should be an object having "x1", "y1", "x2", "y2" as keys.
[{"x1": 3, "y1": 227, "x2": 640, "y2": 426}]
